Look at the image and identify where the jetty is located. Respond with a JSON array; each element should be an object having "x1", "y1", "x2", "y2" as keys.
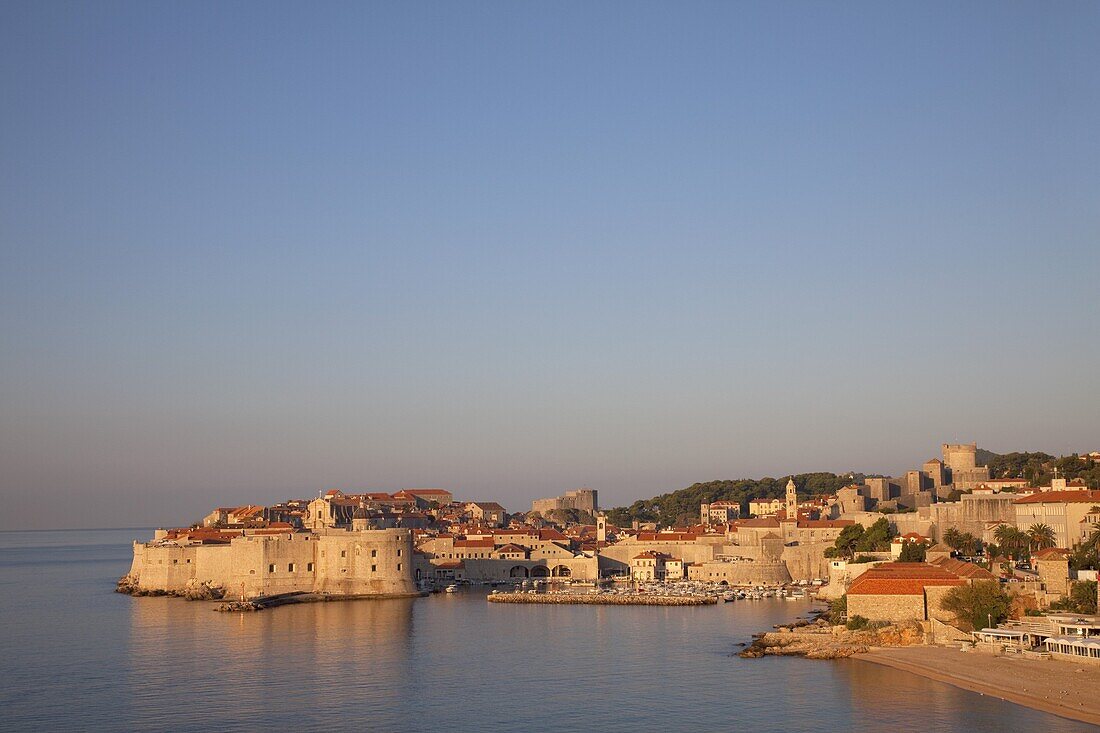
[{"x1": 487, "y1": 592, "x2": 717, "y2": 606}]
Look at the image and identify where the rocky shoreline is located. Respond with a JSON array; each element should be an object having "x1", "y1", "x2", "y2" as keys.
[
  {"x1": 116, "y1": 575, "x2": 226, "y2": 600},
  {"x1": 488, "y1": 592, "x2": 717, "y2": 606},
  {"x1": 739, "y1": 616, "x2": 924, "y2": 659}
]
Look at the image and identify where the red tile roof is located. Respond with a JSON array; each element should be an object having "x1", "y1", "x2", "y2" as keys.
[
  {"x1": 848, "y1": 562, "x2": 970, "y2": 596},
  {"x1": 1013, "y1": 490, "x2": 1100, "y2": 504}
]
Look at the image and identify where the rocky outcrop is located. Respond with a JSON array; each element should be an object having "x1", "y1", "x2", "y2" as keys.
[
  {"x1": 216, "y1": 600, "x2": 262, "y2": 612},
  {"x1": 115, "y1": 574, "x2": 225, "y2": 600},
  {"x1": 182, "y1": 579, "x2": 226, "y2": 600},
  {"x1": 740, "y1": 619, "x2": 925, "y2": 659}
]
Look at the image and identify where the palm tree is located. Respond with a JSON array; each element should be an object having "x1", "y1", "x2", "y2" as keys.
[
  {"x1": 943, "y1": 527, "x2": 963, "y2": 551},
  {"x1": 1027, "y1": 523, "x2": 1057, "y2": 551}
]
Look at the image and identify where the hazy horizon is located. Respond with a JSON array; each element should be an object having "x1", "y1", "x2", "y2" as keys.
[{"x1": 3, "y1": 3, "x2": 1098, "y2": 531}]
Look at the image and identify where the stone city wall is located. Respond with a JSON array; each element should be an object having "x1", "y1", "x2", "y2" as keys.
[{"x1": 123, "y1": 529, "x2": 419, "y2": 600}]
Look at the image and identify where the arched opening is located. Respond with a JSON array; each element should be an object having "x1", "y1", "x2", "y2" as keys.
[
  {"x1": 509, "y1": 566, "x2": 529, "y2": 578},
  {"x1": 718, "y1": 580, "x2": 729, "y2": 586},
  {"x1": 531, "y1": 565, "x2": 550, "y2": 578},
  {"x1": 415, "y1": 568, "x2": 422, "y2": 580},
  {"x1": 551, "y1": 565, "x2": 571, "y2": 577}
]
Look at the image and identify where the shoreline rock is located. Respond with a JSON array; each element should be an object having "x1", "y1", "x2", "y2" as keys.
[
  {"x1": 739, "y1": 619, "x2": 925, "y2": 659},
  {"x1": 115, "y1": 575, "x2": 225, "y2": 600}
]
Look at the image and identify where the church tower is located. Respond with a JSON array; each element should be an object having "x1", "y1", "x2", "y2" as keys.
[
  {"x1": 785, "y1": 477, "x2": 798, "y2": 521},
  {"x1": 596, "y1": 513, "x2": 607, "y2": 543}
]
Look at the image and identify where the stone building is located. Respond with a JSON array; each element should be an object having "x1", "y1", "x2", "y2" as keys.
[
  {"x1": 700, "y1": 500, "x2": 740, "y2": 525},
  {"x1": 941, "y1": 442, "x2": 991, "y2": 489},
  {"x1": 631, "y1": 551, "x2": 669, "y2": 581},
  {"x1": 1013, "y1": 489, "x2": 1100, "y2": 549},
  {"x1": 846, "y1": 560, "x2": 993, "y2": 624},
  {"x1": 465, "y1": 501, "x2": 507, "y2": 527},
  {"x1": 531, "y1": 488, "x2": 598, "y2": 516}
]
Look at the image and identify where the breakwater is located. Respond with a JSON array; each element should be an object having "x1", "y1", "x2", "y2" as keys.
[{"x1": 487, "y1": 592, "x2": 717, "y2": 606}]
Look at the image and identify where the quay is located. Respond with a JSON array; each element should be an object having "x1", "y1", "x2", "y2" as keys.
[{"x1": 487, "y1": 592, "x2": 717, "y2": 606}]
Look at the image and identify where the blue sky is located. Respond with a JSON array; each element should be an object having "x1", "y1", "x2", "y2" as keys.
[{"x1": 1, "y1": 2, "x2": 1098, "y2": 529}]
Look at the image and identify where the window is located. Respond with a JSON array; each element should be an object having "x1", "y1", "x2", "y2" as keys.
[
  {"x1": 268, "y1": 564, "x2": 276, "y2": 573},
  {"x1": 288, "y1": 563, "x2": 295, "y2": 572},
  {"x1": 397, "y1": 563, "x2": 402, "y2": 571},
  {"x1": 371, "y1": 564, "x2": 377, "y2": 572},
  {"x1": 341, "y1": 550, "x2": 346, "y2": 558},
  {"x1": 397, "y1": 549, "x2": 402, "y2": 556},
  {"x1": 371, "y1": 549, "x2": 377, "y2": 558},
  {"x1": 307, "y1": 563, "x2": 314, "y2": 572}
]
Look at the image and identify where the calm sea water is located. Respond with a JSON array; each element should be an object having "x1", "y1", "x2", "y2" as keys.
[{"x1": 0, "y1": 529, "x2": 1095, "y2": 733}]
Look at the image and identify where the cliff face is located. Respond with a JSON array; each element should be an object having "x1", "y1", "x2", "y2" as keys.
[{"x1": 120, "y1": 529, "x2": 420, "y2": 600}]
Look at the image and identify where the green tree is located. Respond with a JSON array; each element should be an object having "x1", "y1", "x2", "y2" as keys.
[
  {"x1": 1050, "y1": 581, "x2": 1098, "y2": 614},
  {"x1": 855, "y1": 518, "x2": 893, "y2": 552},
  {"x1": 942, "y1": 527, "x2": 963, "y2": 550},
  {"x1": 939, "y1": 580, "x2": 1011, "y2": 631},
  {"x1": 898, "y1": 542, "x2": 927, "y2": 562},
  {"x1": 1026, "y1": 523, "x2": 1056, "y2": 551},
  {"x1": 828, "y1": 595, "x2": 847, "y2": 625},
  {"x1": 828, "y1": 524, "x2": 866, "y2": 559}
]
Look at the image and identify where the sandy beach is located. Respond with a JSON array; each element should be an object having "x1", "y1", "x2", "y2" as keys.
[{"x1": 856, "y1": 646, "x2": 1100, "y2": 727}]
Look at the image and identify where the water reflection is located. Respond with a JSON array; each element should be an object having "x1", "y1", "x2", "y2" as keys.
[{"x1": 2, "y1": 530, "x2": 1097, "y2": 733}]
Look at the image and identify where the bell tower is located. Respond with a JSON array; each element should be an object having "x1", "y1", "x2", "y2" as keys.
[
  {"x1": 596, "y1": 513, "x2": 607, "y2": 543},
  {"x1": 785, "y1": 477, "x2": 798, "y2": 521}
]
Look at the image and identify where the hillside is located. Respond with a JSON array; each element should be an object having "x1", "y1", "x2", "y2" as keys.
[
  {"x1": 605, "y1": 449, "x2": 1100, "y2": 528},
  {"x1": 604, "y1": 473, "x2": 853, "y2": 528}
]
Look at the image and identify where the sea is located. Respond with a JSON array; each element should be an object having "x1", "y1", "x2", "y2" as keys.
[{"x1": 0, "y1": 528, "x2": 1095, "y2": 732}]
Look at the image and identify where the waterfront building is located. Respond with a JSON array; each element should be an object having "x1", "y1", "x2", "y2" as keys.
[
  {"x1": 846, "y1": 559, "x2": 994, "y2": 624},
  {"x1": 631, "y1": 550, "x2": 669, "y2": 581}
]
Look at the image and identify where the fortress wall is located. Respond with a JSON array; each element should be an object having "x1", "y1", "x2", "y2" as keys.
[
  {"x1": 927, "y1": 494, "x2": 1017, "y2": 541},
  {"x1": 128, "y1": 543, "x2": 199, "y2": 592},
  {"x1": 127, "y1": 529, "x2": 418, "y2": 599},
  {"x1": 314, "y1": 530, "x2": 417, "y2": 596},
  {"x1": 690, "y1": 560, "x2": 791, "y2": 585},
  {"x1": 598, "y1": 542, "x2": 725, "y2": 566},
  {"x1": 462, "y1": 556, "x2": 599, "y2": 581},
  {"x1": 780, "y1": 543, "x2": 833, "y2": 581}
]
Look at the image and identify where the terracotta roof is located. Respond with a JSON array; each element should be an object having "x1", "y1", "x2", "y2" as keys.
[
  {"x1": 930, "y1": 557, "x2": 995, "y2": 579},
  {"x1": 1014, "y1": 490, "x2": 1100, "y2": 504},
  {"x1": 1033, "y1": 548, "x2": 1070, "y2": 560},
  {"x1": 848, "y1": 562, "x2": 969, "y2": 595},
  {"x1": 468, "y1": 501, "x2": 506, "y2": 511},
  {"x1": 735, "y1": 518, "x2": 781, "y2": 528},
  {"x1": 633, "y1": 551, "x2": 669, "y2": 560},
  {"x1": 453, "y1": 538, "x2": 496, "y2": 548}
]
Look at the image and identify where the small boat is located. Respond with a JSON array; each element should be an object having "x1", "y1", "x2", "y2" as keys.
[{"x1": 444, "y1": 585, "x2": 458, "y2": 593}]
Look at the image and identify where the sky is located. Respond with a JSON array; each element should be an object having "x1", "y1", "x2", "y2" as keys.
[{"x1": 1, "y1": 2, "x2": 1098, "y2": 530}]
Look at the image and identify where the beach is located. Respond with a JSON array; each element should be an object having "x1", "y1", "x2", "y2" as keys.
[{"x1": 856, "y1": 646, "x2": 1100, "y2": 727}]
